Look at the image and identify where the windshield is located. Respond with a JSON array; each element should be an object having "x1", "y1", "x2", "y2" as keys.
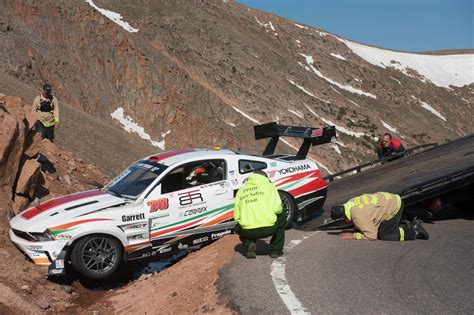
[{"x1": 104, "y1": 160, "x2": 168, "y2": 199}]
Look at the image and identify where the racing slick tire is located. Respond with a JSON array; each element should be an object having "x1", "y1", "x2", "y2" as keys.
[
  {"x1": 71, "y1": 234, "x2": 123, "y2": 279},
  {"x1": 279, "y1": 191, "x2": 296, "y2": 229}
]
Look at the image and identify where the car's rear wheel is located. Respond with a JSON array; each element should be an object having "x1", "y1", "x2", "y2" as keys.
[
  {"x1": 279, "y1": 191, "x2": 296, "y2": 229},
  {"x1": 71, "y1": 235, "x2": 123, "y2": 279}
]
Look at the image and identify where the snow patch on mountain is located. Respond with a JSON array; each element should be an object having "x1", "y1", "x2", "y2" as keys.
[
  {"x1": 86, "y1": 0, "x2": 139, "y2": 33},
  {"x1": 111, "y1": 107, "x2": 167, "y2": 149},
  {"x1": 224, "y1": 121, "x2": 236, "y2": 127},
  {"x1": 391, "y1": 77, "x2": 402, "y2": 85},
  {"x1": 288, "y1": 80, "x2": 318, "y2": 99},
  {"x1": 255, "y1": 17, "x2": 277, "y2": 35},
  {"x1": 330, "y1": 53, "x2": 346, "y2": 61},
  {"x1": 295, "y1": 23, "x2": 309, "y2": 30},
  {"x1": 380, "y1": 120, "x2": 398, "y2": 134},
  {"x1": 288, "y1": 109, "x2": 304, "y2": 119},
  {"x1": 340, "y1": 38, "x2": 474, "y2": 88},
  {"x1": 411, "y1": 96, "x2": 447, "y2": 121},
  {"x1": 299, "y1": 53, "x2": 377, "y2": 99}
]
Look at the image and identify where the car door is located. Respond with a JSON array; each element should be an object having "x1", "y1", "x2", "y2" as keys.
[{"x1": 146, "y1": 159, "x2": 234, "y2": 248}]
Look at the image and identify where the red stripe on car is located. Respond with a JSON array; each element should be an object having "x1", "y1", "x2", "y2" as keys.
[
  {"x1": 148, "y1": 150, "x2": 194, "y2": 162},
  {"x1": 21, "y1": 190, "x2": 104, "y2": 220},
  {"x1": 288, "y1": 177, "x2": 327, "y2": 198}
]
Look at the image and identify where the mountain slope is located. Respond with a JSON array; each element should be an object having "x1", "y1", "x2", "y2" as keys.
[{"x1": 1, "y1": 0, "x2": 473, "y2": 174}]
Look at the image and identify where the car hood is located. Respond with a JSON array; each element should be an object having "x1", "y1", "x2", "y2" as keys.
[{"x1": 10, "y1": 190, "x2": 126, "y2": 232}]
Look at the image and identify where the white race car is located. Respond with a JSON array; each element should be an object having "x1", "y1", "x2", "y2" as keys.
[{"x1": 10, "y1": 123, "x2": 336, "y2": 279}]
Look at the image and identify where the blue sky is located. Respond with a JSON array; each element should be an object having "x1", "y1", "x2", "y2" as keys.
[{"x1": 236, "y1": 0, "x2": 473, "y2": 52}]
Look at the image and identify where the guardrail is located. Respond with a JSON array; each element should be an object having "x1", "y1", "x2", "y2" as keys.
[{"x1": 324, "y1": 143, "x2": 438, "y2": 182}]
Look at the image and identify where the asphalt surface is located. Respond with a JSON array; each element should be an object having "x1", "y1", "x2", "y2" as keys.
[{"x1": 220, "y1": 208, "x2": 474, "y2": 314}]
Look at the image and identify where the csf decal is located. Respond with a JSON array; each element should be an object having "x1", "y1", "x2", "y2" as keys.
[
  {"x1": 148, "y1": 198, "x2": 169, "y2": 212},
  {"x1": 178, "y1": 190, "x2": 204, "y2": 206}
]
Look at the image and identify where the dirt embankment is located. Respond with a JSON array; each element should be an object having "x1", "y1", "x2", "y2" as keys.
[{"x1": 0, "y1": 96, "x2": 238, "y2": 313}]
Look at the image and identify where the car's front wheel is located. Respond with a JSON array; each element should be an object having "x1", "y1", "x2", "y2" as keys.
[{"x1": 71, "y1": 234, "x2": 123, "y2": 279}]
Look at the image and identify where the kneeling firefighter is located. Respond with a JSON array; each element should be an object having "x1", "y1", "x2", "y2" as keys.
[{"x1": 331, "y1": 192, "x2": 429, "y2": 241}]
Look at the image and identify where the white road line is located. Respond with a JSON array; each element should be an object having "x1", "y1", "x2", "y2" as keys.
[{"x1": 271, "y1": 232, "x2": 319, "y2": 314}]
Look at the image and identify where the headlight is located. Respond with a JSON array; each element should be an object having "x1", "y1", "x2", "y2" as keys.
[{"x1": 29, "y1": 230, "x2": 55, "y2": 242}]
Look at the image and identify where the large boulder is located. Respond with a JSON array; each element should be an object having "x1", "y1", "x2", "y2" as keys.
[{"x1": 15, "y1": 159, "x2": 41, "y2": 198}]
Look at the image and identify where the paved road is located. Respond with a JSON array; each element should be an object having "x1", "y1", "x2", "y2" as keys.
[{"x1": 220, "y1": 208, "x2": 474, "y2": 314}]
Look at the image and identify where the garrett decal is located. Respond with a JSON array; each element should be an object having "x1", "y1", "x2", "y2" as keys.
[
  {"x1": 193, "y1": 236, "x2": 209, "y2": 244},
  {"x1": 277, "y1": 164, "x2": 311, "y2": 175},
  {"x1": 122, "y1": 213, "x2": 146, "y2": 222},
  {"x1": 178, "y1": 190, "x2": 204, "y2": 206},
  {"x1": 211, "y1": 230, "x2": 232, "y2": 240},
  {"x1": 148, "y1": 198, "x2": 169, "y2": 212},
  {"x1": 183, "y1": 207, "x2": 208, "y2": 217}
]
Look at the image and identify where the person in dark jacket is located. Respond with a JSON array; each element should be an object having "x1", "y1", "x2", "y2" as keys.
[
  {"x1": 376, "y1": 133, "x2": 405, "y2": 160},
  {"x1": 331, "y1": 192, "x2": 429, "y2": 241}
]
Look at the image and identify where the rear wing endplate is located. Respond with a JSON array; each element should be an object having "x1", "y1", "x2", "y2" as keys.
[{"x1": 254, "y1": 122, "x2": 336, "y2": 159}]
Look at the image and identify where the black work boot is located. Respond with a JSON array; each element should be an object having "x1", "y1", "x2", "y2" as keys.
[
  {"x1": 246, "y1": 242, "x2": 257, "y2": 259},
  {"x1": 412, "y1": 219, "x2": 429, "y2": 240},
  {"x1": 270, "y1": 252, "x2": 283, "y2": 258}
]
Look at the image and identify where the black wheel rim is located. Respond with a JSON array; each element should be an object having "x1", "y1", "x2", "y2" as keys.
[
  {"x1": 82, "y1": 237, "x2": 116, "y2": 274},
  {"x1": 280, "y1": 194, "x2": 292, "y2": 222}
]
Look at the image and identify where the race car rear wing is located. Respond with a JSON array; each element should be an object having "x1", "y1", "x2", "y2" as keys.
[{"x1": 254, "y1": 122, "x2": 337, "y2": 159}]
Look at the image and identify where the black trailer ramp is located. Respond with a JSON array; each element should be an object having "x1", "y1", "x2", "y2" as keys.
[{"x1": 297, "y1": 134, "x2": 474, "y2": 231}]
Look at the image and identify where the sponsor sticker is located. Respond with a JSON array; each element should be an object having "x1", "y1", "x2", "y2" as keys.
[
  {"x1": 55, "y1": 259, "x2": 65, "y2": 269},
  {"x1": 270, "y1": 162, "x2": 277, "y2": 167},
  {"x1": 122, "y1": 213, "x2": 146, "y2": 222},
  {"x1": 148, "y1": 198, "x2": 169, "y2": 212},
  {"x1": 193, "y1": 236, "x2": 209, "y2": 244},
  {"x1": 211, "y1": 230, "x2": 232, "y2": 240},
  {"x1": 178, "y1": 190, "x2": 204, "y2": 206},
  {"x1": 277, "y1": 164, "x2": 311, "y2": 175},
  {"x1": 27, "y1": 245, "x2": 43, "y2": 251},
  {"x1": 266, "y1": 170, "x2": 277, "y2": 178},
  {"x1": 181, "y1": 206, "x2": 208, "y2": 217},
  {"x1": 178, "y1": 243, "x2": 188, "y2": 249},
  {"x1": 50, "y1": 268, "x2": 63, "y2": 275},
  {"x1": 158, "y1": 247, "x2": 172, "y2": 254},
  {"x1": 54, "y1": 234, "x2": 72, "y2": 241},
  {"x1": 229, "y1": 170, "x2": 235, "y2": 176}
]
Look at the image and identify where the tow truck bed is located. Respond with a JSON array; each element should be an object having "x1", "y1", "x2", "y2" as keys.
[{"x1": 297, "y1": 134, "x2": 474, "y2": 231}]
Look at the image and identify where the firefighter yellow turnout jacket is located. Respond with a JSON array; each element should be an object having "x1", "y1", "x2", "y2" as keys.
[
  {"x1": 344, "y1": 192, "x2": 402, "y2": 240},
  {"x1": 234, "y1": 173, "x2": 282, "y2": 229},
  {"x1": 32, "y1": 94, "x2": 59, "y2": 127}
]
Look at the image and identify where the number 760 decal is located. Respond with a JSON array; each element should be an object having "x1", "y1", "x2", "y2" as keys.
[{"x1": 147, "y1": 198, "x2": 169, "y2": 212}]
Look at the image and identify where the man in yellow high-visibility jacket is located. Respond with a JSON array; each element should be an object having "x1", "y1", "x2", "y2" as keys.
[
  {"x1": 234, "y1": 170, "x2": 286, "y2": 258},
  {"x1": 331, "y1": 192, "x2": 429, "y2": 241}
]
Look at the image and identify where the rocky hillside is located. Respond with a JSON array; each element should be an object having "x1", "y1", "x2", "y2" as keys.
[
  {"x1": 0, "y1": 95, "x2": 109, "y2": 312},
  {"x1": 1, "y1": 0, "x2": 473, "y2": 175}
]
